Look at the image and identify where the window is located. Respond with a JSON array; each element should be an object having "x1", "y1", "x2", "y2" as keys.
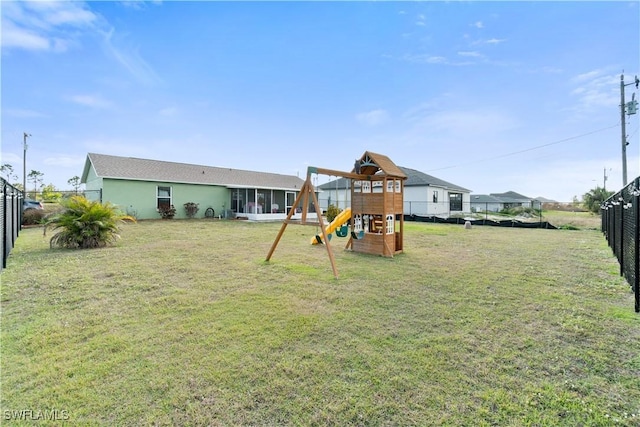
[
  {"x1": 387, "y1": 180, "x2": 394, "y2": 192},
  {"x1": 395, "y1": 180, "x2": 401, "y2": 193},
  {"x1": 354, "y1": 214, "x2": 363, "y2": 232},
  {"x1": 433, "y1": 191, "x2": 438, "y2": 203},
  {"x1": 386, "y1": 214, "x2": 394, "y2": 234},
  {"x1": 449, "y1": 193, "x2": 462, "y2": 211},
  {"x1": 157, "y1": 186, "x2": 172, "y2": 210}
]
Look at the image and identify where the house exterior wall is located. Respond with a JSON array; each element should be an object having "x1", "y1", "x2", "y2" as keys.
[
  {"x1": 471, "y1": 201, "x2": 503, "y2": 212},
  {"x1": 404, "y1": 186, "x2": 471, "y2": 216},
  {"x1": 83, "y1": 166, "x2": 103, "y2": 202},
  {"x1": 102, "y1": 179, "x2": 228, "y2": 219},
  {"x1": 319, "y1": 189, "x2": 351, "y2": 212}
]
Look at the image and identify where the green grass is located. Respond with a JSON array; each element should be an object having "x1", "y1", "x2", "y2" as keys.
[
  {"x1": 541, "y1": 210, "x2": 602, "y2": 230},
  {"x1": 1, "y1": 220, "x2": 638, "y2": 426}
]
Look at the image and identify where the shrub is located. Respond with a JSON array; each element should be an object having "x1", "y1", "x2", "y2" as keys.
[
  {"x1": 184, "y1": 202, "x2": 199, "y2": 218},
  {"x1": 158, "y1": 205, "x2": 176, "y2": 219},
  {"x1": 326, "y1": 204, "x2": 341, "y2": 223},
  {"x1": 499, "y1": 206, "x2": 540, "y2": 217},
  {"x1": 44, "y1": 196, "x2": 136, "y2": 249},
  {"x1": 22, "y1": 209, "x2": 46, "y2": 226}
]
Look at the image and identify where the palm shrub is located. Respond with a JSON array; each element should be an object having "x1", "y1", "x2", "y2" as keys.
[{"x1": 44, "y1": 196, "x2": 136, "y2": 249}]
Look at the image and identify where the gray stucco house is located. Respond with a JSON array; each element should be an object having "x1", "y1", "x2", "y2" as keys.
[{"x1": 81, "y1": 153, "x2": 310, "y2": 220}]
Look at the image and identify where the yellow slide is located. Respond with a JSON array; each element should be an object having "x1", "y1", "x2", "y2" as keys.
[{"x1": 311, "y1": 208, "x2": 352, "y2": 245}]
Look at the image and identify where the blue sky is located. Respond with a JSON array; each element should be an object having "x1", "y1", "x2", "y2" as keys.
[{"x1": 2, "y1": 1, "x2": 639, "y2": 202}]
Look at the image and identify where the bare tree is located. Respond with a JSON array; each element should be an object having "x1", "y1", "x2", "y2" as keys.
[
  {"x1": 67, "y1": 176, "x2": 82, "y2": 194},
  {"x1": 1, "y1": 163, "x2": 18, "y2": 183},
  {"x1": 27, "y1": 170, "x2": 44, "y2": 199}
]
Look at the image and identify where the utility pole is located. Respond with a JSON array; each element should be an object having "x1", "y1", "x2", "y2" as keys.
[
  {"x1": 603, "y1": 167, "x2": 607, "y2": 191},
  {"x1": 620, "y1": 74, "x2": 639, "y2": 186},
  {"x1": 23, "y1": 132, "x2": 30, "y2": 196}
]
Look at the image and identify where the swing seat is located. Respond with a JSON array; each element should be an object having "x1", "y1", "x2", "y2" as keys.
[
  {"x1": 315, "y1": 233, "x2": 332, "y2": 244},
  {"x1": 335, "y1": 224, "x2": 349, "y2": 238},
  {"x1": 351, "y1": 230, "x2": 365, "y2": 240}
]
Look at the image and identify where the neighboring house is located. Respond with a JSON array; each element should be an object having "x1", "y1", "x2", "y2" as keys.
[
  {"x1": 318, "y1": 166, "x2": 472, "y2": 217},
  {"x1": 81, "y1": 153, "x2": 309, "y2": 220},
  {"x1": 470, "y1": 191, "x2": 543, "y2": 212},
  {"x1": 470, "y1": 194, "x2": 504, "y2": 213}
]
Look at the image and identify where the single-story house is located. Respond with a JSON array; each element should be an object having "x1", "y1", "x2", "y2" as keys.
[
  {"x1": 470, "y1": 191, "x2": 542, "y2": 212},
  {"x1": 318, "y1": 166, "x2": 472, "y2": 217},
  {"x1": 81, "y1": 153, "x2": 311, "y2": 220}
]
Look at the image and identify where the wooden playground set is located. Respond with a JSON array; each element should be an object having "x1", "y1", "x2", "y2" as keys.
[{"x1": 266, "y1": 151, "x2": 407, "y2": 278}]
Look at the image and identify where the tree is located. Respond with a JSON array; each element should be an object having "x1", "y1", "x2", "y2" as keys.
[
  {"x1": 27, "y1": 170, "x2": 44, "y2": 198},
  {"x1": 1, "y1": 163, "x2": 17, "y2": 183},
  {"x1": 67, "y1": 176, "x2": 82, "y2": 193},
  {"x1": 583, "y1": 186, "x2": 614, "y2": 214},
  {"x1": 41, "y1": 184, "x2": 62, "y2": 202},
  {"x1": 44, "y1": 196, "x2": 136, "y2": 249}
]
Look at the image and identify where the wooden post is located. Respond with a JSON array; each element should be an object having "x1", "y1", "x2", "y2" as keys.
[{"x1": 265, "y1": 172, "x2": 339, "y2": 279}]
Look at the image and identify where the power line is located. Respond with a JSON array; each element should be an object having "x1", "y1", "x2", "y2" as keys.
[{"x1": 425, "y1": 123, "x2": 619, "y2": 173}]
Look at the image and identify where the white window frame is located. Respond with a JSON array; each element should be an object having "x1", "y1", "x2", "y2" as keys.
[
  {"x1": 157, "y1": 185, "x2": 172, "y2": 210},
  {"x1": 386, "y1": 214, "x2": 394, "y2": 234}
]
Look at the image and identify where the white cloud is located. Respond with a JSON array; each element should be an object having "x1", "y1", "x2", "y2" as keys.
[
  {"x1": 458, "y1": 51, "x2": 483, "y2": 58},
  {"x1": 1, "y1": 1, "x2": 98, "y2": 52},
  {"x1": 43, "y1": 155, "x2": 86, "y2": 168},
  {"x1": 159, "y1": 107, "x2": 179, "y2": 116},
  {"x1": 572, "y1": 69, "x2": 604, "y2": 83},
  {"x1": 2, "y1": 1, "x2": 160, "y2": 85},
  {"x1": 400, "y1": 53, "x2": 475, "y2": 66},
  {"x1": 69, "y1": 94, "x2": 113, "y2": 109},
  {"x1": 569, "y1": 70, "x2": 620, "y2": 111},
  {"x1": 102, "y1": 29, "x2": 162, "y2": 86},
  {"x1": 411, "y1": 109, "x2": 519, "y2": 136},
  {"x1": 473, "y1": 21, "x2": 484, "y2": 29},
  {"x1": 3, "y1": 108, "x2": 48, "y2": 118},
  {"x1": 471, "y1": 38, "x2": 506, "y2": 46},
  {"x1": 356, "y1": 109, "x2": 390, "y2": 126},
  {"x1": 1, "y1": 21, "x2": 50, "y2": 50}
]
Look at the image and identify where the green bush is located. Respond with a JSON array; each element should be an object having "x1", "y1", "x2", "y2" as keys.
[
  {"x1": 326, "y1": 204, "x2": 341, "y2": 223},
  {"x1": 22, "y1": 209, "x2": 46, "y2": 225},
  {"x1": 499, "y1": 206, "x2": 540, "y2": 217},
  {"x1": 44, "y1": 196, "x2": 136, "y2": 249}
]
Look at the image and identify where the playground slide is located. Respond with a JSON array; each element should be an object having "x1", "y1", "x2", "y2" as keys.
[{"x1": 311, "y1": 208, "x2": 352, "y2": 245}]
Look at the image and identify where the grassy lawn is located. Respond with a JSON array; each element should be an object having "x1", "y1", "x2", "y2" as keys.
[
  {"x1": 541, "y1": 210, "x2": 602, "y2": 230},
  {"x1": 1, "y1": 220, "x2": 638, "y2": 426}
]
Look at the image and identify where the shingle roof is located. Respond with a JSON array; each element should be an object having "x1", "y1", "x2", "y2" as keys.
[
  {"x1": 400, "y1": 167, "x2": 471, "y2": 192},
  {"x1": 355, "y1": 151, "x2": 407, "y2": 178},
  {"x1": 319, "y1": 166, "x2": 471, "y2": 192},
  {"x1": 489, "y1": 191, "x2": 532, "y2": 201},
  {"x1": 470, "y1": 194, "x2": 503, "y2": 203},
  {"x1": 82, "y1": 153, "x2": 306, "y2": 190}
]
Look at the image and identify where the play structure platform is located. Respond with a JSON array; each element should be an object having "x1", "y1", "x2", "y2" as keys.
[{"x1": 266, "y1": 151, "x2": 407, "y2": 278}]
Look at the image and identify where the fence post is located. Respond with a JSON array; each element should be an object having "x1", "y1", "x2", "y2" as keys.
[
  {"x1": 619, "y1": 197, "x2": 625, "y2": 277},
  {"x1": 2, "y1": 180, "x2": 6, "y2": 270},
  {"x1": 635, "y1": 189, "x2": 639, "y2": 313}
]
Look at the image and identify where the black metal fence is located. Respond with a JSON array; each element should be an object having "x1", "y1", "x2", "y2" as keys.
[
  {"x1": 601, "y1": 176, "x2": 640, "y2": 313},
  {"x1": 1, "y1": 178, "x2": 23, "y2": 272}
]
